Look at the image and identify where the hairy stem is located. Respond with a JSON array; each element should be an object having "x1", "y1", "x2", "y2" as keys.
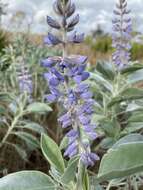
[
  {"x1": 106, "y1": 181, "x2": 112, "y2": 190},
  {"x1": 127, "y1": 177, "x2": 132, "y2": 190},
  {"x1": 76, "y1": 160, "x2": 83, "y2": 190}
]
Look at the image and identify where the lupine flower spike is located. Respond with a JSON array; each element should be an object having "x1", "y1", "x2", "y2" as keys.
[
  {"x1": 17, "y1": 57, "x2": 33, "y2": 95},
  {"x1": 112, "y1": 0, "x2": 132, "y2": 69},
  {"x1": 41, "y1": 0, "x2": 99, "y2": 167}
]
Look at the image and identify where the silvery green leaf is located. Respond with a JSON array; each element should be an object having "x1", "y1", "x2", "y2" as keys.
[
  {"x1": 13, "y1": 132, "x2": 39, "y2": 149},
  {"x1": 15, "y1": 122, "x2": 45, "y2": 134},
  {"x1": 10, "y1": 143, "x2": 28, "y2": 161},
  {"x1": 26, "y1": 102, "x2": 52, "y2": 114},
  {"x1": 0, "y1": 171, "x2": 56, "y2": 190},
  {"x1": 41, "y1": 134, "x2": 65, "y2": 174},
  {"x1": 61, "y1": 157, "x2": 79, "y2": 184},
  {"x1": 98, "y1": 142, "x2": 143, "y2": 182}
]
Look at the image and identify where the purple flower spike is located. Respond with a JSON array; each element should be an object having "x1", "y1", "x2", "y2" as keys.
[
  {"x1": 19, "y1": 80, "x2": 33, "y2": 94},
  {"x1": 17, "y1": 61, "x2": 33, "y2": 95},
  {"x1": 41, "y1": 0, "x2": 99, "y2": 167},
  {"x1": 112, "y1": 0, "x2": 132, "y2": 69}
]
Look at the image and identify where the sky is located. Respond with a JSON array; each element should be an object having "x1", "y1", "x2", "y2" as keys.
[{"x1": 1, "y1": 0, "x2": 143, "y2": 35}]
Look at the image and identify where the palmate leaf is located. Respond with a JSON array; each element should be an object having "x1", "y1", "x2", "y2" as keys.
[
  {"x1": 0, "y1": 171, "x2": 56, "y2": 190},
  {"x1": 97, "y1": 142, "x2": 143, "y2": 182},
  {"x1": 41, "y1": 134, "x2": 65, "y2": 174}
]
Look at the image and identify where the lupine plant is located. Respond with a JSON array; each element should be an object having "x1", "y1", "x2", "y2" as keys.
[
  {"x1": 41, "y1": 0, "x2": 99, "y2": 167},
  {"x1": 0, "y1": 34, "x2": 53, "y2": 168},
  {"x1": 17, "y1": 57, "x2": 33, "y2": 95},
  {"x1": 1, "y1": 0, "x2": 143, "y2": 190},
  {"x1": 112, "y1": 0, "x2": 132, "y2": 69}
]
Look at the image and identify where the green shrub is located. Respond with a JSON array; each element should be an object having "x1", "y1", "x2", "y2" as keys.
[
  {"x1": 131, "y1": 42, "x2": 143, "y2": 61},
  {"x1": 0, "y1": 30, "x2": 8, "y2": 54},
  {"x1": 91, "y1": 36, "x2": 112, "y2": 53}
]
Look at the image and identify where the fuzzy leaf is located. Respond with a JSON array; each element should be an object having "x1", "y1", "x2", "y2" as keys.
[
  {"x1": 98, "y1": 142, "x2": 143, "y2": 182},
  {"x1": 61, "y1": 157, "x2": 78, "y2": 184},
  {"x1": 13, "y1": 132, "x2": 39, "y2": 149},
  {"x1": 41, "y1": 134, "x2": 65, "y2": 174},
  {"x1": 9, "y1": 143, "x2": 28, "y2": 161},
  {"x1": 96, "y1": 61, "x2": 115, "y2": 81},
  {"x1": 127, "y1": 69, "x2": 143, "y2": 84},
  {"x1": 0, "y1": 171, "x2": 55, "y2": 190},
  {"x1": 108, "y1": 88, "x2": 143, "y2": 108},
  {"x1": 16, "y1": 122, "x2": 45, "y2": 134},
  {"x1": 112, "y1": 134, "x2": 143, "y2": 149},
  {"x1": 122, "y1": 123, "x2": 143, "y2": 135},
  {"x1": 26, "y1": 102, "x2": 52, "y2": 114}
]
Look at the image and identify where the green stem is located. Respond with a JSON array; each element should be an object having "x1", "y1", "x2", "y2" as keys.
[
  {"x1": 0, "y1": 113, "x2": 22, "y2": 149},
  {"x1": 61, "y1": 2, "x2": 85, "y2": 190},
  {"x1": 127, "y1": 177, "x2": 132, "y2": 190},
  {"x1": 76, "y1": 160, "x2": 83, "y2": 190},
  {"x1": 106, "y1": 181, "x2": 112, "y2": 190},
  {"x1": 34, "y1": 72, "x2": 38, "y2": 98}
]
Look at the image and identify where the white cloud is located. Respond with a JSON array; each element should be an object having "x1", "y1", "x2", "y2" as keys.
[{"x1": 1, "y1": 0, "x2": 143, "y2": 34}]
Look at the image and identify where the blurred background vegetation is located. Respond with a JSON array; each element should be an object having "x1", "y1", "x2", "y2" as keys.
[
  {"x1": 1, "y1": 2, "x2": 143, "y2": 184},
  {"x1": 1, "y1": 24, "x2": 143, "y2": 66}
]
